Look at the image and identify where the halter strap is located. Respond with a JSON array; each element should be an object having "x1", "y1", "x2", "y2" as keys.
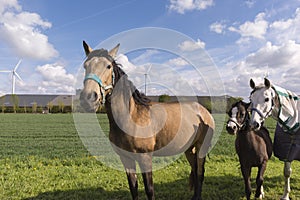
[
  {"x1": 84, "y1": 72, "x2": 115, "y2": 104},
  {"x1": 228, "y1": 111, "x2": 250, "y2": 131},
  {"x1": 251, "y1": 98, "x2": 274, "y2": 121},
  {"x1": 228, "y1": 118, "x2": 242, "y2": 129},
  {"x1": 84, "y1": 74, "x2": 104, "y2": 87}
]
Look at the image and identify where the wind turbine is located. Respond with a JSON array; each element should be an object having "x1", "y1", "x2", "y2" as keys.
[
  {"x1": 144, "y1": 64, "x2": 152, "y2": 95},
  {"x1": 0, "y1": 59, "x2": 23, "y2": 94}
]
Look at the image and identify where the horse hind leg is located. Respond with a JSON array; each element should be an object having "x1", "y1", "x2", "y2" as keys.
[
  {"x1": 194, "y1": 156, "x2": 206, "y2": 200},
  {"x1": 185, "y1": 147, "x2": 196, "y2": 191},
  {"x1": 281, "y1": 162, "x2": 292, "y2": 200},
  {"x1": 185, "y1": 147, "x2": 206, "y2": 200}
]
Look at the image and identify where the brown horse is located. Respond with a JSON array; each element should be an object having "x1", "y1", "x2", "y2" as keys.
[
  {"x1": 226, "y1": 101, "x2": 272, "y2": 200},
  {"x1": 79, "y1": 41, "x2": 215, "y2": 200}
]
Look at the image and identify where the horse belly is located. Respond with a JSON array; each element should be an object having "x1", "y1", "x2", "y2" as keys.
[{"x1": 153, "y1": 127, "x2": 197, "y2": 156}]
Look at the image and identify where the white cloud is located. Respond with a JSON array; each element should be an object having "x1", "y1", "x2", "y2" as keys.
[
  {"x1": 166, "y1": 57, "x2": 189, "y2": 68},
  {"x1": 218, "y1": 40, "x2": 300, "y2": 98},
  {"x1": 35, "y1": 63, "x2": 75, "y2": 94},
  {"x1": 114, "y1": 53, "x2": 211, "y2": 96},
  {"x1": 229, "y1": 12, "x2": 268, "y2": 40},
  {"x1": 0, "y1": 0, "x2": 20, "y2": 14},
  {"x1": 0, "y1": 0, "x2": 58, "y2": 60},
  {"x1": 268, "y1": 8, "x2": 300, "y2": 44},
  {"x1": 178, "y1": 39, "x2": 205, "y2": 51},
  {"x1": 168, "y1": 0, "x2": 214, "y2": 14},
  {"x1": 245, "y1": 0, "x2": 256, "y2": 8},
  {"x1": 130, "y1": 50, "x2": 160, "y2": 65},
  {"x1": 244, "y1": 40, "x2": 300, "y2": 68},
  {"x1": 116, "y1": 54, "x2": 137, "y2": 72},
  {"x1": 210, "y1": 21, "x2": 226, "y2": 34}
]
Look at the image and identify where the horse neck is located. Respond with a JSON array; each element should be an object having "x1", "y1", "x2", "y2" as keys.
[
  {"x1": 271, "y1": 87, "x2": 280, "y2": 119},
  {"x1": 104, "y1": 77, "x2": 141, "y2": 124}
]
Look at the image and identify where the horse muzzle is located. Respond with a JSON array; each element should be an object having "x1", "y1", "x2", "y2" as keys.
[
  {"x1": 250, "y1": 121, "x2": 261, "y2": 131},
  {"x1": 226, "y1": 123, "x2": 237, "y2": 135},
  {"x1": 79, "y1": 90, "x2": 101, "y2": 112}
]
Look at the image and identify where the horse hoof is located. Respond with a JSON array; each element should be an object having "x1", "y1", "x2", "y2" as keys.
[
  {"x1": 255, "y1": 193, "x2": 264, "y2": 199},
  {"x1": 280, "y1": 196, "x2": 290, "y2": 200}
]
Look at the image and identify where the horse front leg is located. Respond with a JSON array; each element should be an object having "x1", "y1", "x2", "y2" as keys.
[
  {"x1": 120, "y1": 156, "x2": 138, "y2": 200},
  {"x1": 138, "y1": 154, "x2": 155, "y2": 200},
  {"x1": 241, "y1": 165, "x2": 251, "y2": 200},
  {"x1": 255, "y1": 161, "x2": 266, "y2": 199},
  {"x1": 281, "y1": 161, "x2": 292, "y2": 200}
]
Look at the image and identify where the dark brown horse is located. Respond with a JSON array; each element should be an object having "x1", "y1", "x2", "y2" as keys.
[
  {"x1": 79, "y1": 41, "x2": 215, "y2": 200},
  {"x1": 226, "y1": 101, "x2": 272, "y2": 200}
]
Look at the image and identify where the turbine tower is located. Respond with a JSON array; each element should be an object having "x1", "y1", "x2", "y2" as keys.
[
  {"x1": 144, "y1": 64, "x2": 152, "y2": 96},
  {"x1": 0, "y1": 59, "x2": 23, "y2": 94}
]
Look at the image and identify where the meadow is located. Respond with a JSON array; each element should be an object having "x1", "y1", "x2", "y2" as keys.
[{"x1": 0, "y1": 113, "x2": 300, "y2": 200}]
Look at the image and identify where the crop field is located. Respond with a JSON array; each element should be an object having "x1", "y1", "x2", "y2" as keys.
[{"x1": 0, "y1": 113, "x2": 300, "y2": 200}]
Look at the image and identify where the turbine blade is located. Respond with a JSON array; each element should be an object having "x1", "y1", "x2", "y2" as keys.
[
  {"x1": 0, "y1": 70, "x2": 11, "y2": 73},
  {"x1": 14, "y1": 72, "x2": 23, "y2": 81},
  {"x1": 14, "y1": 59, "x2": 22, "y2": 71},
  {"x1": 146, "y1": 64, "x2": 152, "y2": 73}
]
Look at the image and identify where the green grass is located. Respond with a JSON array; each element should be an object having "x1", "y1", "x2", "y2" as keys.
[{"x1": 0, "y1": 114, "x2": 300, "y2": 199}]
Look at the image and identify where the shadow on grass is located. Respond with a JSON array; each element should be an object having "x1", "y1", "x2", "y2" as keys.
[
  {"x1": 22, "y1": 174, "x2": 300, "y2": 200},
  {"x1": 23, "y1": 175, "x2": 245, "y2": 200}
]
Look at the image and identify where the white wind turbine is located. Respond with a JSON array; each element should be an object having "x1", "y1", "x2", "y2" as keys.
[
  {"x1": 0, "y1": 59, "x2": 23, "y2": 94},
  {"x1": 143, "y1": 64, "x2": 152, "y2": 95}
]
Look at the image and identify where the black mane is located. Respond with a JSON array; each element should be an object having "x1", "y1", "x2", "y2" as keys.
[{"x1": 111, "y1": 61, "x2": 151, "y2": 107}]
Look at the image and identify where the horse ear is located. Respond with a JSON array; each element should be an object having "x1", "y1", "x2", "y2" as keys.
[
  {"x1": 264, "y1": 78, "x2": 271, "y2": 88},
  {"x1": 244, "y1": 102, "x2": 251, "y2": 110},
  {"x1": 109, "y1": 43, "x2": 120, "y2": 58},
  {"x1": 83, "y1": 41, "x2": 93, "y2": 56},
  {"x1": 250, "y1": 79, "x2": 255, "y2": 89}
]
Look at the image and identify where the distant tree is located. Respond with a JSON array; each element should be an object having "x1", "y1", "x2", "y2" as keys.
[
  {"x1": 58, "y1": 101, "x2": 65, "y2": 113},
  {"x1": 11, "y1": 94, "x2": 19, "y2": 113},
  {"x1": 158, "y1": 94, "x2": 171, "y2": 102},
  {"x1": 47, "y1": 101, "x2": 53, "y2": 113},
  {"x1": 211, "y1": 98, "x2": 227, "y2": 113},
  {"x1": 201, "y1": 99, "x2": 212, "y2": 113},
  {"x1": 32, "y1": 102, "x2": 37, "y2": 113},
  {"x1": 23, "y1": 103, "x2": 27, "y2": 113},
  {"x1": 0, "y1": 96, "x2": 6, "y2": 113},
  {"x1": 1, "y1": 103, "x2": 5, "y2": 113}
]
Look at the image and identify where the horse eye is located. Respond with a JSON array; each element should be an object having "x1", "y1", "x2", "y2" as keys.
[
  {"x1": 265, "y1": 98, "x2": 269, "y2": 102},
  {"x1": 107, "y1": 65, "x2": 111, "y2": 69}
]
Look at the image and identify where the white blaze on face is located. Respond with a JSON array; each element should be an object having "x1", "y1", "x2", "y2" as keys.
[
  {"x1": 250, "y1": 88, "x2": 273, "y2": 130},
  {"x1": 227, "y1": 106, "x2": 238, "y2": 128}
]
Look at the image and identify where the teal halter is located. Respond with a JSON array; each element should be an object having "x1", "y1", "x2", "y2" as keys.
[{"x1": 84, "y1": 72, "x2": 115, "y2": 104}]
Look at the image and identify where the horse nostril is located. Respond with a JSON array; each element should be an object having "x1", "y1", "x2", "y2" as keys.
[
  {"x1": 87, "y1": 92, "x2": 98, "y2": 102},
  {"x1": 252, "y1": 121, "x2": 260, "y2": 130},
  {"x1": 233, "y1": 125, "x2": 237, "y2": 130},
  {"x1": 255, "y1": 122, "x2": 260, "y2": 129}
]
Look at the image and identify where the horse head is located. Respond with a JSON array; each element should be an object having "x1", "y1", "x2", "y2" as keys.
[
  {"x1": 80, "y1": 41, "x2": 120, "y2": 112},
  {"x1": 226, "y1": 100, "x2": 250, "y2": 135},
  {"x1": 249, "y1": 78, "x2": 275, "y2": 131}
]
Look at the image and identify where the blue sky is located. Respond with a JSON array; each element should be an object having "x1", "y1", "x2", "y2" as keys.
[{"x1": 1, "y1": 0, "x2": 300, "y2": 98}]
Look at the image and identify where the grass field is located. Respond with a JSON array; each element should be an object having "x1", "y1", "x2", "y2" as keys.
[{"x1": 0, "y1": 113, "x2": 300, "y2": 200}]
